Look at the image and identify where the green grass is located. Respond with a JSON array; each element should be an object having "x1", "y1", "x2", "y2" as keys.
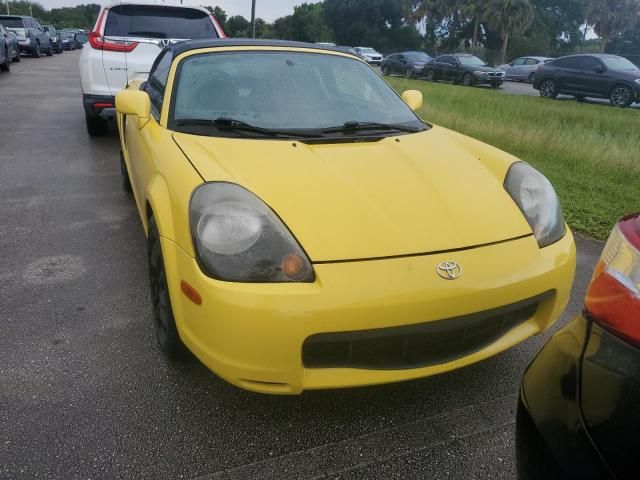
[{"x1": 388, "y1": 77, "x2": 640, "y2": 240}]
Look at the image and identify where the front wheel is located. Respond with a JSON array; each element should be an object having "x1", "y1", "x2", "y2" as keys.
[
  {"x1": 425, "y1": 69, "x2": 435, "y2": 82},
  {"x1": 528, "y1": 72, "x2": 535, "y2": 83},
  {"x1": 610, "y1": 85, "x2": 633, "y2": 108},
  {"x1": 381, "y1": 65, "x2": 389, "y2": 76},
  {"x1": 404, "y1": 68, "x2": 414, "y2": 79},
  {"x1": 462, "y1": 73, "x2": 474, "y2": 87},
  {"x1": 539, "y1": 79, "x2": 557, "y2": 99},
  {"x1": 148, "y1": 216, "x2": 185, "y2": 358},
  {"x1": 45, "y1": 45, "x2": 53, "y2": 56}
]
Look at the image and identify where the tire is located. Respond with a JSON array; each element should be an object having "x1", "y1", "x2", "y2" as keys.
[
  {"x1": 425, "y1": 69, "x2": 435, "y2": 82},
  {"x1": 0, "y1": 49, "x2": 10, "y2": 72},
  {"x1": 610, "y1": 84, "x2": 633, "y2": 108},
  {"x1": 120, "y1": 150, "x2": 132, "y2": 193},
  {"x1": 148, "y1": 215, "x2": 185, "y2": 359},
  {"x1": 539, "y1": 79, "x2": 558, "y2": 99},
  {"x1": 45, "y1": 45, "x2": 53, "y2": 56},
  {"x1": 85, "y1": 113, "x2": 108, "y2": 137},
  {"x1": 404, "y1": 68, "x2": 413, "y2": 79},
  {"x1": 31, "y1": 41, "x2": 41, "y2": 58},
  {"x1": 12, "y1": 48, "x2": 20, "y2": 62},
  {"x1": 463, "y1": 73, "x2": 474, "y2": 87},
  {"x1": 528, "y1": 72, "x2": 535, "y2": 83},
  {"x1": 381, "y1": 65, "x2": 389, "y2": 76}
]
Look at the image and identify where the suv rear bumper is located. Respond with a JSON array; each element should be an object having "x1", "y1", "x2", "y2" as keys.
[{"x1": 83, "y1": 94, "x2": 116, "y2": 119}]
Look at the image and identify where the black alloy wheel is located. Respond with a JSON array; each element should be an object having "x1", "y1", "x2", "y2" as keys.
[
  {"x1": 610, "y1": 85, "x2": 633, "y2": 108},
  {"x1": 463, "y1": 73, "x2": 474, "y2": 87},
  {"x1": 539, "y1": 79, "x2": 557, "y2": 99},
  {"x1": 148, "y1": 216, "x2": 185, "y2": 358}
]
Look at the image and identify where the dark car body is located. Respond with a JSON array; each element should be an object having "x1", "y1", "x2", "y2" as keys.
[
  {"x1": 0, "y1": 15, "x2": 52, "y2": 57},
  {"x1": 42, "y1": 25, "x2": 62, "y2": 53},
  {"x1": 62, "y1": 28, "x2": 84, "y2": 48},
  {"x1": 0, "y1": 23, "x2": 19, "y2": 70},
  {"x1": 381, "y1": 51, "x2": 432, "y2": 78},
  {"x1": 533, "y1": 54, "x2": 640, "y2": 107},
  {"x1": 57, "y1": 30, "x2": 75, "y2": 50},
  {"x1": 423, "y1": 53, "x2": 505, "y2": 87},
  {"x1": 517, "y1": 213, "x2": 640, "y2": 480}
]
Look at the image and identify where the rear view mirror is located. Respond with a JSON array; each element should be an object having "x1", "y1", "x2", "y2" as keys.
[
  {"x1": 116, "y1": 89, "x2": 151, "y2": 120},
  {"x1": 402, "y1": 90, "x2": 423, "y2": 112},
  {"x1": 74, "y1": 33, "x2": 88, "y2": 45}
]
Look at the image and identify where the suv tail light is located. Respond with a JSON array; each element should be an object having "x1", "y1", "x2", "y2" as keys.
[
  {"x1": 585, "y1": 213, "x2": 640, "y2": 345},
  {"x1": 89, "y1": 8, "x2": 138, "y2": 52}
]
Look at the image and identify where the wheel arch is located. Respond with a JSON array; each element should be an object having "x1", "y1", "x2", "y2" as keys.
[
  {"x1": 144, "y1": 174, "x2": 177, "y2": 242},
  {"x1": 609, "y1": 81, "x2": 635, "y2": 96}
]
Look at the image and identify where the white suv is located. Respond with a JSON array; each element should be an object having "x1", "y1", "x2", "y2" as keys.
[
  {"x1": 79, "y1": 1, "x2": 225, "y2": 136},
  {"x1": 354, "y1": 47, "x2": 383, "y2": 65}
]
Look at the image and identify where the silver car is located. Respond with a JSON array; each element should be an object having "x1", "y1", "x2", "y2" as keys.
[
  {"x1": 498, "y1": 56, "x2": 552, "y2": 83},
  {"x1": 0, "y1": 23, "x2": 19, "y2": 71}
]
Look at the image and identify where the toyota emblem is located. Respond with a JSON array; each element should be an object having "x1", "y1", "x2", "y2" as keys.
[{"x1": 436, "y1": 261, "x2": 462, "y2": 280}]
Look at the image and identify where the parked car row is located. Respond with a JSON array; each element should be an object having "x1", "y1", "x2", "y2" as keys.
[{"x1": 0, "y1": 14, "x2": 84, "y2": 73}]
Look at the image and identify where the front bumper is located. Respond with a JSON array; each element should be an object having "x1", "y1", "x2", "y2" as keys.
[
  {"x1": 163, "y1": 230, "x2": 575, "y2": 394},
  {"x1": 519, "y1": 313, "x2": 615, "y2": 479},
  {"x1": 473, "y1": 73, "x2": 505, "y2": 84}
]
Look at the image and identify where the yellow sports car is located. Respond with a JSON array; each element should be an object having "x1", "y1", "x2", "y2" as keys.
[{"x1": 116, "y1": 39, "x2": 576, "y2": 394}]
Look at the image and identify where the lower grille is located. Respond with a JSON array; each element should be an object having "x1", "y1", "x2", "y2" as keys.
[{"x1": 302, "y1": 292, "x2": 551, "y2": 370}]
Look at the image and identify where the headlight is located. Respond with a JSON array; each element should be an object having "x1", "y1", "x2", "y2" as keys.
[
  {"x1": 634, "y1": 79, "x2": 640, "y2": 85},
  {"x1": 190, "y1": 182, "x2": 314, "y2": 282},
  {"x1": 504, "y1": 162, "x2": 566, "y2": 247}
]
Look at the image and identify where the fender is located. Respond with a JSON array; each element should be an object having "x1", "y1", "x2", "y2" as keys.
[{"x1": 144, "y1": 174, "x2": 177, "y2": 243}]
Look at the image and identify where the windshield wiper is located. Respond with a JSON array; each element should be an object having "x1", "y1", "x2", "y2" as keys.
[
  {"x1": 175, "y1": 117, "x2": 321, "y2": 138},
  {"x1": 322, "y1": 121, "x2": 421, "y2": 135}
]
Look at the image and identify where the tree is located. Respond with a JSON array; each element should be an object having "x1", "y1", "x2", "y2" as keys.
[
  {"x1": 225, "y1": 15, "x2": 251, "y2": 37},
  {"x1": 203, "y1": 6, "x2": 228, "y2": 31},
  {"x1": 584, "y1": 0, "x2": 640, "y2": 52},
  {"x1": 487, "y1": 0, "x2": 534, "y2": 63}
]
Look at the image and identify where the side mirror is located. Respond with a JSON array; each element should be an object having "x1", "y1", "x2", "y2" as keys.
[
  {"x1": 402, "y1": 90, "x2": 423, "y2": 111},
  {"x1": 116, "y1": 89, "x2": 151, "y2": 120},
  {"x1": 74, "y1": 33, "x2": 88, "y2": 45}
]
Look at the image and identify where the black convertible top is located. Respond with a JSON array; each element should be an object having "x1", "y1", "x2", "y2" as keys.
[{"x1": 170, "y1": 38, "x2": 349, "y2": 57}]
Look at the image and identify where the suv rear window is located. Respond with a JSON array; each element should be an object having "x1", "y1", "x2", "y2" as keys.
[
  {"x1": 104, "y1": 5, "x2": 218, "y2": 40},
  {"x1": 0, "y1": 17, "x2": 25, "y2": 28}
]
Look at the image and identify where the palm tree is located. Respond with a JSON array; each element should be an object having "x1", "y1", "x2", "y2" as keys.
[
  {"x1": 584, "y1": 0, "x2": 640, "y2": 52},
  {"x1": 487, "y1": 0, "x2": 534, "y2": 64},
  {"x1": 460, "y1": 0, "x2": 484, "y2": 48}
]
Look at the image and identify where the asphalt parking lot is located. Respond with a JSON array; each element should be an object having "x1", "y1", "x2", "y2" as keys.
[{"x1": 0, "y1": 51, "x2": 603, "y2": 480}]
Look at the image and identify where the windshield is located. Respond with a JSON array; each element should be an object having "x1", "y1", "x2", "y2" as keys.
[
  {"x1": 0, "y1": 17, "x2": 24, "y2": 28},
  {"x1": 172, "y1": 52, "x2": 424, "y2": 136},
  {"x1": 602, "y1": 56, "x2": 638, "y2": 70},
  {"x1": 405, "y1": 53, "x2": 430, "y2": 62},
  {"x1": 104, "y1": 5, "x2": 218, "y2": 39},
  {"x1": 458, "y1": 55, "x2": 486, "y2": 66},
  {"x1": 360, "y1": 48, "x2": 377, "y2": 54}
]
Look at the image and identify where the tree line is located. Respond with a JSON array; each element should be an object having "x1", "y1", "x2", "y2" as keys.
[{"x1": 4, "y1": 0, "x2": 640, "y2": 64}]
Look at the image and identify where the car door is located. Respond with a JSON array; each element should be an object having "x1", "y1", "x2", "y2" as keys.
[
  {"x1": 124, "y1": 50, "x2": 172, "y2": 216},
  {"x1": 447, "y1": 56, "x2": 463, "y2": 82},
  {"x1": 554, "y1": 57, "x2": 583, "y2": 93},
  {"x1": 577, "y1": 56, "x2": 611, "y2": 97},
  {"x1": 522, "y1": 58, "x2": 540, "y2": 79},
  {"x1": 507, "y1": 57, "x2": 527, "y2": 79}
]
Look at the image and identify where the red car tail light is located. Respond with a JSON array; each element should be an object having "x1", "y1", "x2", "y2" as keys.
[
  {"x1": 89, "y1": 8, "x2": 139, "y2": 52},
  {"x1": 585, "y1": 213, "x2": 640, "y2": 345}
]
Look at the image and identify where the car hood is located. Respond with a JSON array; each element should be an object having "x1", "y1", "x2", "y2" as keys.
[
  {"x1": 468, "y1": 65, "x2": 501, "y2": 72},
  {"x1": 173, "y1": 127, "x2": 532, "y2": 262}
]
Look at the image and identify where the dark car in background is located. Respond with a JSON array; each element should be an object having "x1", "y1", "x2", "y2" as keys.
[
  {"x1": 381, "y1": 51, "x2": 432, "y2": 78},
  {"x1": 57, "y1": 30, "x2": 75, "y2": 50},
  {"x1": 534, "y1": 54, "x2": 640, "y2": 107},
  {"x1": 62, "y1": 28, "x2": 84, "y2": 49},
  {"x1": 42, "y1": 25, "x2": 62, "y2": 53},
  {"x1": 0, "y1": 23, "x2": 19, "y2": 71},
  {"x1": 423, "y1": 53, "x2": 505, "y2": 87},
  {"x1": 517, "y1": 213, "x2": 640, "y2": 480},
  {"x1": 0, "y1": 15, "x2": 52, "y2": 57}
]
